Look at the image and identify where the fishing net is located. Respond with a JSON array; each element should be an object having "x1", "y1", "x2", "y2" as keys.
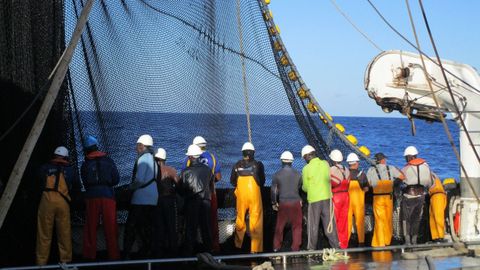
[{"x1": 0, "y1": 0, "x2": 379, "y2": 263}]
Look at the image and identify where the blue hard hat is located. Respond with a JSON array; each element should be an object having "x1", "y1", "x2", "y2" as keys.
[{"x1": 83, "y1": 135, "x2": 98, "y2": 148}]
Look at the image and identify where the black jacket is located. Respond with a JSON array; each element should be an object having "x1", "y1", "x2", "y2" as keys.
[
  {"x1": 271, "y1": 165, "x2": 302, "y2": 204},
  {"x1": 180, "y1": 159, "x2": 214, "y2": 200},
  {"x1": 230, "y1": 159, "x2": 265, "y2": 188}
]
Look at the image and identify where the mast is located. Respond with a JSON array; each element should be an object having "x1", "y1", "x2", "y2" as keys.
[{"x1": 0, "y1": 0, "x2": 96, "y2": 229}]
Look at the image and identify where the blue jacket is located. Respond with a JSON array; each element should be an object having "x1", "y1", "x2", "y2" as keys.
[
  {"x1": 130, "y1": 151, "x2": 158, "y2": 205},
  {"x1": 81, "y1": 151, "x2": 120, "y2": 199},
  {"x1": 182, "y1": 151, "x2": 221, "y2": 174}
]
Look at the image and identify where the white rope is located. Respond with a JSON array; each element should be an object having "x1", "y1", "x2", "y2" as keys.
[
  {"x1": 322, "y1": 248, "x2": 349, "y2": 261},
  {"x1": 327, "y1": 197, "x2": 334, "y2": 234},
  {"x1": 236, "y1": 0, "x2": 252, "y2": 143}
]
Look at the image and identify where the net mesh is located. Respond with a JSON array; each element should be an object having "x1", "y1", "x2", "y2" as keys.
[
  {"x1": 1, "y1": 0, "x2": 383, "y2": 263},
  {"x1": 66, "y1": 0, "x2": 374, "y2": 187}
]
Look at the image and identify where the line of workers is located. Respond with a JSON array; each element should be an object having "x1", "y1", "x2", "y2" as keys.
[{"x1": 35, "y1": 135, "x2": 455, "y2": 265}]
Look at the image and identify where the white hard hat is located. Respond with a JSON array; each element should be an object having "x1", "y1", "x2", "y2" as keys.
[
  {"x1": 346, "y1": 153, "x2": 360, "y2": 163},
  {"x1": 329, "y1": 149, "x2": 343, "y2": 162},
  {"x1": 301, "y1": 145, "x2": 315, "y2": 158},
  {"x1": 137, "y1": 134, "x2": 153, "y2": 146},
  {"x1": 186, "y1": 144, "x2": 203, "y2": 157},
  {"x1": 155, "y1": 148, "x2": 167, "y2": 160},
  {"x1": 192, "y1": 136, "x2": 207, "y2": 147},
  {"x1": 54, "y1": 146, "x2": 69, "y2": 157},
  {"x1": 404, "y1": 145, "x2": 419, "y2": 156},
  {"x1": 280, "y1": 151, "x2": 294, "y2": 162},
  {"x1": 242, "y1": 142, "x2": 255, "y2": 151}
]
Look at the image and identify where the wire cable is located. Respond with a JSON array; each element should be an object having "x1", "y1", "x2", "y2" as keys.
[
  {"x1": 417, "y1": 0, "x2": 480, "y2": 167},
  {"x1": 236, "y1": 0, "x2": 253, "y2": 143},
  {"x1": 404, "y1": 0, "x2": 480, "y2": 204},
  {"x1": 330, "y1": 0, "x2": 383, "y2": 52},
  {"x1": 366, "y1": 0, "x2": 480, "y2": 94},
  {"x1": 0, "y1": 79, "x2": 51, "y2": 142}
]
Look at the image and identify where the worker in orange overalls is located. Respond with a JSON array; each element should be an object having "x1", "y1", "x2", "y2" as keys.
[
  {"x1": 346, "y1": 153, "x2": 369, "y2": 247},
  {"x1": 366, "y1": 153, "x2": 404, "y2": 247},
  {"x1": 230, "y1": 142, "x2": 265, "y2": 253},
  {"x1": 429, "y1": 177, "x2": 447, "y2": 242},
  {"x1": 36, "y1": 146, "x2": 74, "y2": 265},
  {"x1": 329, "y1": 149, "x2": 350, "y2": 249}
]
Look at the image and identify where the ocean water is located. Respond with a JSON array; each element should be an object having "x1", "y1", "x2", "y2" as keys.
[{"x1": 78, "y1": 112, "x2": 460, "y2": 188}]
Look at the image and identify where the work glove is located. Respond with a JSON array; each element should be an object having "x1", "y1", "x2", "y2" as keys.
[{"x1": 272, "y1": 203, "x2": 279, "y2": 211}]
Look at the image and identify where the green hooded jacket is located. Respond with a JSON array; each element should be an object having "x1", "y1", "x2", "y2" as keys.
[{"x1": 302, "y1": 157, "x2": 332, "y2": 203}]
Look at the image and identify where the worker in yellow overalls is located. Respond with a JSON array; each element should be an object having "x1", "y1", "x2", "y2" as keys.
[
  {"x1": 230, "y1": 142, "x2": 265, "y2": 253},
  {"x1": 366, "y1": 153, "x2": 404, "y2": 247},
  {"x1": 429, "y1": 177, "x2": 447, "y2": 242},
  {"x1": 346, "y1": 153, "x2": 369, "y2": 247},
  {"x1": 36, "y1": 146, "x2": 74, "y2": 265}
]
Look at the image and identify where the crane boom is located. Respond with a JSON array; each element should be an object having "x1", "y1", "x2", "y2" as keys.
[{"x1": 364, "y1": 50, "x2": 480, "y2": 241}]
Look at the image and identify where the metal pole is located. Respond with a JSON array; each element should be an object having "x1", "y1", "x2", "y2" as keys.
[
  {"x1": 0, "y1": 0, "x2": 96, "y2": 229},
  {"x1": 3, "y1": 242, "x2": 466, "y2": 270}
]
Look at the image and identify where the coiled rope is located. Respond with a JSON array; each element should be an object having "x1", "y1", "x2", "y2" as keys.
[{"x1": 322, "y1": 248, "x2": 349, "y2": 261}]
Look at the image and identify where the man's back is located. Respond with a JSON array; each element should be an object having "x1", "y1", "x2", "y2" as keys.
[
  {"x1": 402, "y1": 158, "x2": 435, "y2": 188},
  {"x1": 272, "y1": 166, "x2": 302, "y2": 203},
  {"x1": 302, "y1": 157, "x2": 332, "y2": 202},
  {"x1": 81, "y1": 151, "x2": 119, "y2": 199},
  {"x1": 181, "y1": 161, "x2": 213, "y2": 200}
]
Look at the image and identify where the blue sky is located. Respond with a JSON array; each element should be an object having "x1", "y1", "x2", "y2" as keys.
[{"x1": 269, "y1": 0, "x2": 480, "y2": 117}]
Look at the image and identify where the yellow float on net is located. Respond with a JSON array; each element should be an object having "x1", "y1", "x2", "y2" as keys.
[
  {"x1": 269, "y1": 25, "x2": 280, "y2": 35},
  {"x1": 325, "y1": 112, "x2": 333, "y2": 121},
  {"x1": 346, "y1": 134, "x2": 358, "y2": 145},
  {"x1": 262, "y1": 11, "x2": 271, "y2": 21},
  {"x1": 280, "y1": 55, "x2": 289, "y2": 66},
  {"x1": 335, "y1": 123, "x2": 345, "y2": 133},
  {"x1": 307, "y1": 102, "x2": 318, "y2": 113},
  {"x1": 288, "y1": 71, "x2": 298, "y2": 81},
  {"x1": 297, "y1": 87, "x2": 308, "y2": 99},
  {"x1": 359, "y1": 146, "x2": 371, "y2": 157},
  {"x1": 320, "y1": 115, "x2": 327, "y2": 124},
  {"x1": 274, "y1": 41, "x2": 282, "y2": 51},
  {"x1": 265, "y1": 0, "x2": 271, "y2": 4}
]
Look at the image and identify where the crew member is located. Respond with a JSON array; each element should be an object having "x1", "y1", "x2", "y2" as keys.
[
  {"x1": 401, "y1": 146, "x2": 435, "y2": 245},
  {"x1": 181, "y1": 144, "x2": 214, "y2": 255},
  {"x1": 301, "y1": 145, "x2": 339, "y2": 249},
  {"x1": 230, "y1": 142, "x2": 265, "y2": 253},
  {"x1": 123, "y1": 134, "x2": 158, "y2": 259},
  {"x1": 153, "y1": 148, "x2": 180, "y2": 257},
  {"x1": 443, "y1": 178, "x2": 459, "y2": 235},
  {"x1": 429, "y1": 176, "x2": 447, "y2": 242},
  {"x1": 183, "y1": 136, "x2": 222, "y2": 252},
  {"x1": 346, "y1": 153, "x2": 369, "y2": 247},
  {"x1": 81, "y1": 135, "x2": 120, "y2": 260},
  {"x1": 36, "y1": 146, "x2": 74, "y2": 265},
  {"x1": 329, "y1": 149, "x2": 350, "y2": 249},
  {"x1": 366, "y1": 152, "x2": 404, "y2": 247},
  {"x1": 271, "y1": 151, "x2": 302, "y2": 251}
]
